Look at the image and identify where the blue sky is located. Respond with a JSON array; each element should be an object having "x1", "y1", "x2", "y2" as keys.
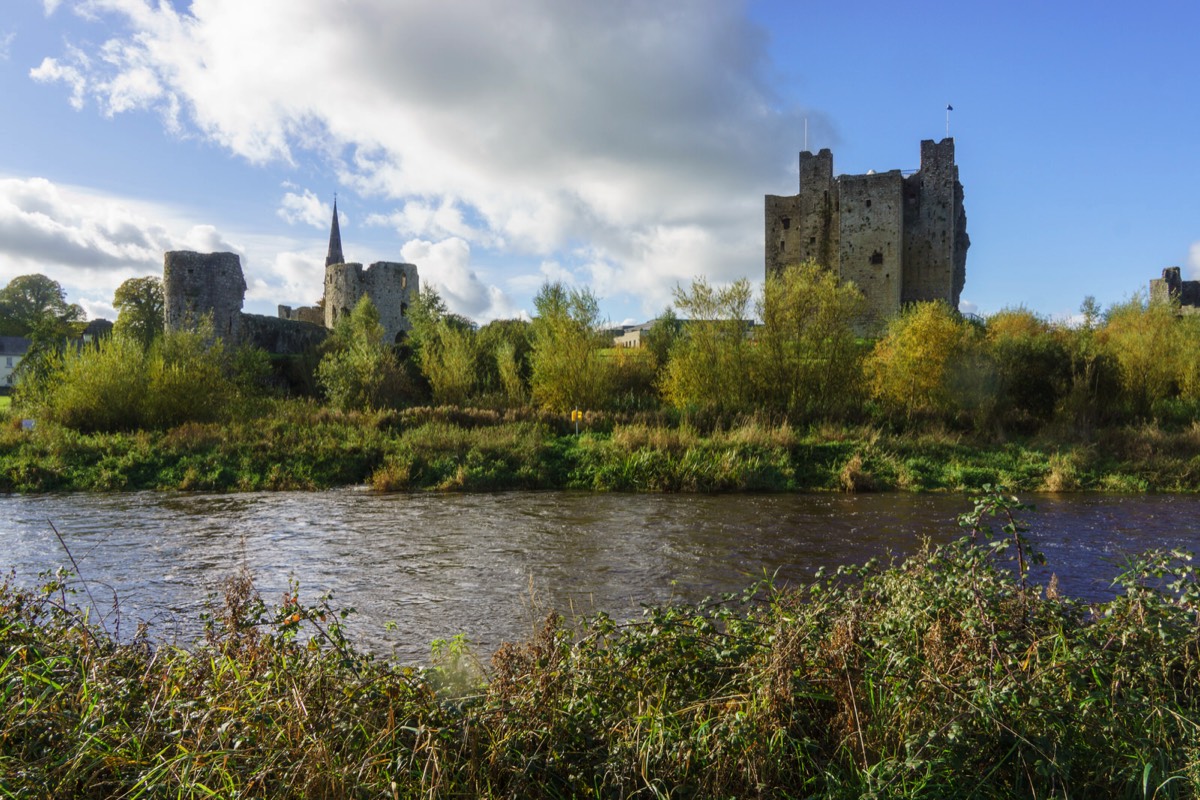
[{"x1": 0, "y1": 0, "x2": 1196, "y2": 325}]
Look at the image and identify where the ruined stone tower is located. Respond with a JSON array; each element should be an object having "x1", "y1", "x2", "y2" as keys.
[
  {"x1": 164, "y1": 199, "x2": 421, "y2": 352},
  {"x1": 765, "y1": 138, "x2": 969, "y2": 330},
  {"x1": 163, "y1": 250, "x2": 246, "y2": 342},
  {"x1": 321, "y1": 203, "x2": 418, "y2": 342}
]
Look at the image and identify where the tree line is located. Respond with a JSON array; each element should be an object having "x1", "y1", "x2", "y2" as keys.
[{"x1": 7, "y1": 263, "x2": 1200, "y2": 435}]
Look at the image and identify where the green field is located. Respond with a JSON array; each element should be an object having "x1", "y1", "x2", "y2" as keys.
[{"x1": 0, "y1": 395, "x2": 11, "y2": 412}]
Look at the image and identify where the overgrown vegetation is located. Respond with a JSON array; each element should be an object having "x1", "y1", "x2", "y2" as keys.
[
  {"x1": 6, "y1": 264, "x2": 1200, "y2": 493},
  {"x1": 3, "y1": 491, "x2": 1199, "y2": 796}
]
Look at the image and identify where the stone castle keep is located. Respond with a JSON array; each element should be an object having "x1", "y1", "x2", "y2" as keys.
[
  {"x1": 766, "y1": 138, "x2": 969, "y2": 328},
  {"x1": 164, "y1": 201, "x2": 419, "y2": 352}
]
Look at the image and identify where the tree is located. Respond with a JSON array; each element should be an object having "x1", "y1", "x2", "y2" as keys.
[
  {"x1": 660, "y1": 277, "x2": 753, "y2": 418},
  {"x1": 982, "y1": 307, "x2": 1069, "y2": 431},
  {"x1": 0, "y1": 274, "x2": 85, "y2": 338},
  {"x1": 528, "y1": 282, "x2": 612, "y2": 412},
  {"x1": 317, "y1": 296, "x2": 413, "y2": 411},
  {"x1": 476, "y1": 318, "x2": 533, "y2": 401},
  {"x1": 113, "y1": 276, "x2": 165, "y2": 349},
  {"x1": 642, "y1": 307, "x2": 682, "y2": 371},
  {"x1": 752, "y1": 262, "x2": 865, "y2": 420},
  {"x1": 867, "y1": 301, "x2": 979, "y2": 422},
  {"x1": 1100, "y1": 296, "x2": 1183, "y2": 419}
]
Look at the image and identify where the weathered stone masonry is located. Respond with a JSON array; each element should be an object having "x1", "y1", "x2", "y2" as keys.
[
  {"x1": 766, "y1": 138, "x2": 969, "y2": 330},
  {"x1": 164, "y1": 201, "x2": 420, "y2": 352},
  {"x1": 1150, "y1": 266, "x2": 1200, "y2": 315}
]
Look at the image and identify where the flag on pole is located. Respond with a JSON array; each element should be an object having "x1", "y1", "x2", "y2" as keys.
[{"x1": 947, "y1": 104, "x2": 953, "y2": 111}]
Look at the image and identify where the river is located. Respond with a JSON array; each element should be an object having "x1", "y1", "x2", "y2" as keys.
[{"x1": 3, "y1": 490, "x2": 1200, "y2": 662}]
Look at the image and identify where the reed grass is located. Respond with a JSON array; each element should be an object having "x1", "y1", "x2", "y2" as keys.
[{"x1": 1, "y1": 397, "x2": 1199, "y2": 493}]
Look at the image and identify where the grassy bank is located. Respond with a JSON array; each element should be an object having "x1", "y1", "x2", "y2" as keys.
[
  {"x1": 3, "y1": 494, "x2": 1198, "y2": 797},
  {"x1": 3, "y1": 399, "x2": 1200, "y2": 494}
]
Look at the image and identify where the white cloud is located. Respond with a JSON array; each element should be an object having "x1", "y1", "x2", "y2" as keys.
[
  {"x1": 400, "y1": 237, "x2": 516, "y2": 322},
  {"x1": 0, "y1": 176, "x2": 257, "y2": 319},
  {"x1": 34, "y1": 0, "x2": 820, "y2": 317},
  {"x1": 30, "y1": 55, "x2": 89, "y2": 109},
  {"x1": 0, "y1": 32, "x2": 15, "y2": 61},
  {"x1": 277, "y1": 189, "x2": 332, "y2": 229},
  {"x1": 1188, "y1": 242, "x2": 1200, "y2": 279}
]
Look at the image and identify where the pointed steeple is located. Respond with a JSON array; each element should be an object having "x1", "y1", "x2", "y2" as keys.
[{"x1": 325, "y1": 197, "x2": 345, "y2": 267}]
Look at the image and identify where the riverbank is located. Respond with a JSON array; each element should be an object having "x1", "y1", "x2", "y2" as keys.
[
  {"x1": 3, "y1": 495, "x2": 1197, "y2": 797},
  {"x1": 3, "y1": 400, "x2": 1200, "y2": 493}
]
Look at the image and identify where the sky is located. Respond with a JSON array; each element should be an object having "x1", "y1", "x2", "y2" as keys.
[{"x1": 0, "y1": 0, "x2": 1197, "y2": 326}]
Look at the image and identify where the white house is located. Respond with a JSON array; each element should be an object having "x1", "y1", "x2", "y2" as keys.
[{"x1": 0, "y1": 336, "x2": 31, "y2": 389}]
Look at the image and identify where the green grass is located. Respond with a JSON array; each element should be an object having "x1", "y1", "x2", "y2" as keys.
[
  {"x1": 2, "y1": 398, "x2": 1199, "y2": 494},
  {"x1": 0, "y1": 394, "x2": 10, "y2": 412},
  {"x1": 3, "y1": 491, "x2": 1199, "y2": 797}
]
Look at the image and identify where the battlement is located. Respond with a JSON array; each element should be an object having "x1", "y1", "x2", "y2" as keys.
[{"x1": 766, "y1": 137, "x2": 969, "y2": 332}]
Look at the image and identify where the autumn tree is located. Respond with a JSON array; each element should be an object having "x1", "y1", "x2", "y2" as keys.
[
  {"x1": 867, "y1": 301, "x2": 979, "y2": 422},
  {"x1": 660, "y1": 277, "x2": 753, "y2": 418},
  {"x1": 528, "y1": 282, "x2": 612, "y2": 412},
  {"x1": 753, "y1": 262, "x2": 865, "y2": 420}
]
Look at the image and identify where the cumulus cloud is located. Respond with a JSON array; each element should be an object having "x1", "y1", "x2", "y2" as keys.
[
  {"x1": 0, "y1": 176, "x2": 261, "y2": 319},
  {"x1": 1189, "y1": 242, "x2": 1200, "y2": 279},
  {"x1": 33, "y1": 0, "x2": 824, "y2": 318},
  {"x1": 400, "y1": 237, "x2": 517, "y2": 322},
  {"x1": 278, "y1": 189, "x2": 333, "y2": 229}
]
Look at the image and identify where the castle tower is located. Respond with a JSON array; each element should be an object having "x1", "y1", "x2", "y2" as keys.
[
  {"x1": 326, "y1": 199, "x2": 344, "y2": 268},
  {"x1": 765, "y1": 138, "x2": 969, "y2": 332},
  {"x1": 162, "y1": 250, "x2": 246, "y2": 343}
]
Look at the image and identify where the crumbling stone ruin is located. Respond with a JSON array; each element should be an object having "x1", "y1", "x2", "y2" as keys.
[
  {"x1": 163, "y1": 250, "x2": 329, "y2": 354},
  {"x1": 164, "y1": 200, "x2": 419, "y2": 352},
  {"x1": 766, "y1": 138, "x2": 969, "y2": 330},
  {"x1": 1149, "y1": 267, "x2": 1200, "y2": 315}
]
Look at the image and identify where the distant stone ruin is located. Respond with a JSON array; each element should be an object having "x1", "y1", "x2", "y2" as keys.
[
  {"x1": 163, "y1": 201, "x2": 419, "y2": 352},
  {"x1": 1149, "y1": 266, "x2": 1200, "y2": 315},
  {"x1": 766, "y1": 138, "x2": 969, "y2": 331}
]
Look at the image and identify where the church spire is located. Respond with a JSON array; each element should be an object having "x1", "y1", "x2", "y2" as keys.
[{"x1": 325, "y1": 197, "x2": 345, "y2": 267}]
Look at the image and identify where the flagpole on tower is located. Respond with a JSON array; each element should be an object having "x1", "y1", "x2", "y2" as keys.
[
  {"x1": 804, "y1": 117, "x2": 808, "y2": 152},
  {"x1": 946, "y1": 104, "x2": 953, "y2": 139}
]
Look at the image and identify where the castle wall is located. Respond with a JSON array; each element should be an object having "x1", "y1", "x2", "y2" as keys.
[
  {"x1": 766, "y1": 148, "x2": 837, "y2": 276},
  {"x1": 902, "y1": 139, "x2": 967, "y2": 307},
  {"x1": 278, "y1": 304, "x2": 324, "y2": 326},
  {"x1": 163, "y1": 251, "x2": 246, "y2": 342},
  {"x1": 241, "y1": 313, "x2": 328, "y2": 354},
  {"x1": 765, "y1": 138, "x2": 968, "y2": 333},
  {"x1": 324, "y1": 261, "x2": 419, "y2": 342},
  {"x1": 1151, "y1": 266, "x2": 1200, "y2": 315},
  {"x1": 837, "y1": 171, "x2": 904, "y2": 328}
]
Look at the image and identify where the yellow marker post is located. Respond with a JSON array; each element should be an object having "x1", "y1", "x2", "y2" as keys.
[{"x1": 571, "y1": 409, "x2": 582, "y2": 434}]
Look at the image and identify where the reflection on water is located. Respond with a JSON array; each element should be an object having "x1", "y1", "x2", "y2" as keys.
[{"x1": 3, "y1": 490, "x2": 1200, "y2": 662}]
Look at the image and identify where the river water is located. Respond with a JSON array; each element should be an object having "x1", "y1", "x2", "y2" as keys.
[{"x1": 4, "y1": 490, "x2": 1200, "y2": 662}]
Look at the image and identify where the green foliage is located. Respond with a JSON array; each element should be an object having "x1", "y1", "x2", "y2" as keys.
[
  {"x1": 111, "y1": 275, "x2": 164, "y2": 349},
  {"x1": 317, "y1": 296, "x2": 414, "y2": 411},
  {"x1": 14, "y1": 322, "x2": 233, "y2": 433},
  {"x1": 867, "y1": 301, "x2": 980, "y2": 422},
  {"x1": 476, "y1": 318, "x2": 533, "y2": 399},
  {"x1": 0, "y1": 273, "x2": 84, "y2": 338},
  {"x1": 983, "y1": 307, "x2": 1071, "y2": 431},
  {"x1": 529, "y1": 282, "x2": 613, "y2": 412},
  {"x1": 753, "y1": 261, "x2": 866, "y2": 420},
  {"x1": 1102, "y1": 296, "x2": 1190, "y2": 418},
  {"x1": 660, "y1": 276, "x2": 754, "y2": 418},
  {"x1": 422, "y1": 321, "x2": 479, "y2": 406},
  {"x1": 642, "y1": 306, "x2": 682, "y2": 369}
]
